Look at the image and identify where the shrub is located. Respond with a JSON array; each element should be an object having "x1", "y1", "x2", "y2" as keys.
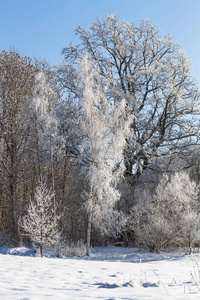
[{"x1": 130, "y1": 172, "x2": 200, "y2": 253}]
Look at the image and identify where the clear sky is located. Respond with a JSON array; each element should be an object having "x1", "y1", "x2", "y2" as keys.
[{"x1": 0, "y1": 0, "x2": 200, "y2": 84}]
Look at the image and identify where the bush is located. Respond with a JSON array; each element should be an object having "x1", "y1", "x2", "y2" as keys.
[
  {"x1": 130, "y1": 172, "x2": 200, "y2": 253},
  {"x1": 60, "y1": 240, "x2": 86, "y2": 256}
]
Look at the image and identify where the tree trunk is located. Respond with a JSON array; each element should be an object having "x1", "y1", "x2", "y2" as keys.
[
  {"x1": 86, "y1": 182, "x2": 94, "y2": 256},
  {"x1": 86, "y1": 209, "x2": 92, "y2": 256},
  {"x1": 40, "y1": 244, "x2": 43, "y2": 258},
  {"x1": 9, "y1": 176, "x2": 18, "y2": 241},
  {"x1": 49, "y1": 101, "x2": 56, "y2": 219},
  {"x1": 86, "y1": 144, "x2": 95, "y2": 256}
]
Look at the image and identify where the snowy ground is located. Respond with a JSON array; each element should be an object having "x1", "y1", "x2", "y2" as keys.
[{"x1": 1, "y1": 246, "x2": 200, "y2": 299}]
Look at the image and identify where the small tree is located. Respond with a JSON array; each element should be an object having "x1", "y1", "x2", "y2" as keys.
[{"x1": 19, "y1": 181, "x2": 61, "y2": 257}]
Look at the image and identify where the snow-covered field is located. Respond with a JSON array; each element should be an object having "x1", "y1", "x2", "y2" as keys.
[{"x1": 1, "y1": 246, "x2": 200, "y2": 299}]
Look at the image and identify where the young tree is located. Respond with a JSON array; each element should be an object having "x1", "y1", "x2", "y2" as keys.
[
  {"x1": 59, "y1": 15, "x2": 200, "y2": 185},
  {"x1": 19, "y1": 180, "x2": 61, "y2": 257},
  {"x1": 78, "y1": 55, "x2": 130, "y2": 255}
]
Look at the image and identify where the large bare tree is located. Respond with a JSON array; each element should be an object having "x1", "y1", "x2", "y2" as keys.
[
  {"x1": 58, "y1": 15, "x2": 200, "y2": 185},
  {"x1": 0, "y1": 50, "x2": 35, "y2": 240}
]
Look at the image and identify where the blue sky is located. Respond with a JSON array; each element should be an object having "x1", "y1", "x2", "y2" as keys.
[{"x1": 1, "y1": 0, "x2": 200, "y2": 84}]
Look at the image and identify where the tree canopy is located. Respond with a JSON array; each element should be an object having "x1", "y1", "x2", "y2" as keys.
[{"x1": 59, "y1": 15, "x2": 200, "y2": 184}]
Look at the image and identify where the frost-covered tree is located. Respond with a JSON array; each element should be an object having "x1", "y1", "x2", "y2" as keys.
[
  {"x1": 29, "y1": 71, "x2": 58, "y2": 215},
  {"x1": 19, "y1": 180, "x2": 61, "y2": 257},
  {"x1": 59, "y1": 15, "x2": 200, "y2": 185},
  {"x1": 131, "y1": 172, "x2": 200, "y2": 253},
  {"x1": 30, "y1": 71, "x2": 58, "y2": 145},
  {"x1": 78, "y1": 55, "x2": 130, "y2": 255}
]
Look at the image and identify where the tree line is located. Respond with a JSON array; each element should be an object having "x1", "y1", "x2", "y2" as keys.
[{"x1": 1, "y1": 15, "x2": 200, "y2": 254}]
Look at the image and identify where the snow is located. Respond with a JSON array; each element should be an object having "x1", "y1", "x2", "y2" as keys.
[{"x1": 0, "y1": 246, "x2": 200, "y2": 299}]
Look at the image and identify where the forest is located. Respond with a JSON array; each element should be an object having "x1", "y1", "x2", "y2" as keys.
[{"x1": 1, "y1": 15, "x2": 200, "y2": 255}]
